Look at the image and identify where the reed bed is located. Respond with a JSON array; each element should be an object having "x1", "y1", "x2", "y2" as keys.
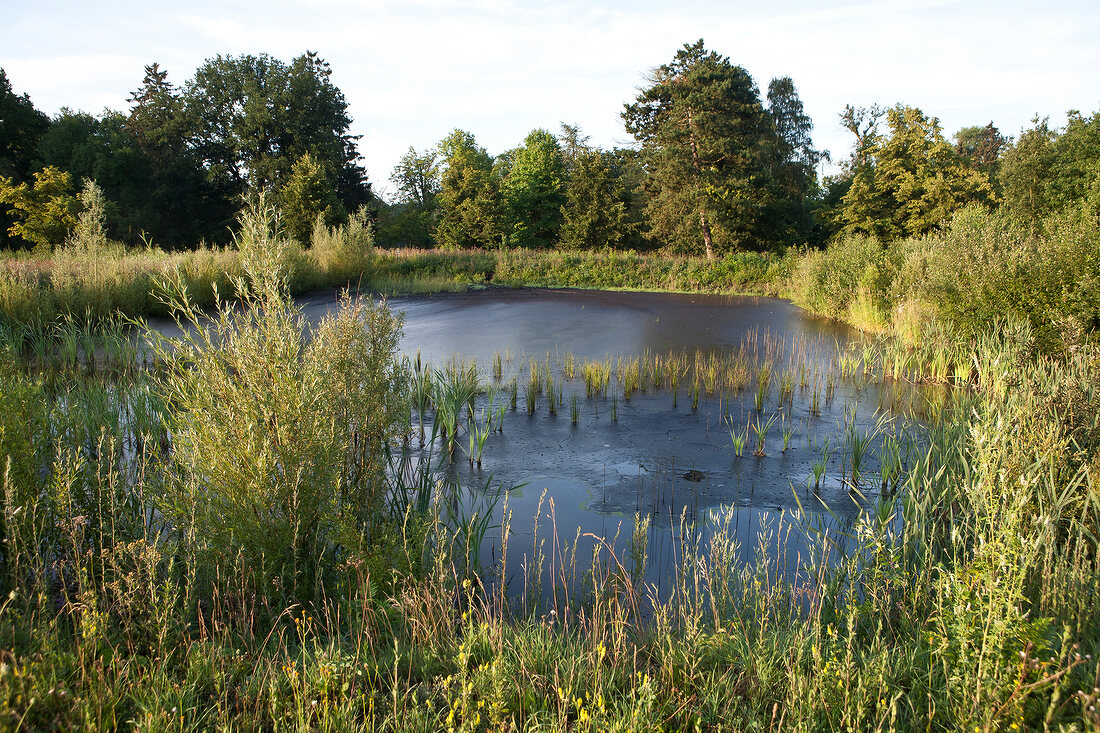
[
  {"x1": 1, "y1": 206, "x2": 1098, "y2": 730},
  {"x1": 1, "y1": 322, "x2": 1097, "y2": 729}
]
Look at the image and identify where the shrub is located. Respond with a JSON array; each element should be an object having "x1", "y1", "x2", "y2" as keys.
[{"x1": 150, "y1": 199, "x2": 408, "y2": 604}]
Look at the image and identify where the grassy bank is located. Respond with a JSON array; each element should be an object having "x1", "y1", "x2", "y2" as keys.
[
  {"x1": 2, "y1": 204, "x2": 1099, "y2": 729},
  {"x1": 1, "y1": 234, "x2": 793, "y2": 342},
  {"x1": 789, "y1": 204, "x2": 1100, "y2": 357}
]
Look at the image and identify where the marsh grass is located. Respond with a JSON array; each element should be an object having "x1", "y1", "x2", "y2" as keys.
[
  {"x1": 0, "y1": 323, "x2": 1098, "y2": 731},
  {"x1": 2, "y1": 207, "x2": 1100, "y2": 729}
]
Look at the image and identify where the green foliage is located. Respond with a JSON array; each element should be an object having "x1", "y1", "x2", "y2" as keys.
[
  {"x1": 0, "y1": 166, "x2": 79, "y2": 247},
  {"x1": 184, "y1": 51, "x2": 369, "y2": 211},
  {"x1": 501, "y1": 129, "x2": 565, "y2": 248},
  {"x1": 836, "y1": 105, "x2": 994, "y2": 240},
  {"x1": 279, "y1": 152, "x2": 346, "y2": 245},
  {"x1": 1001, "y1": 111, "x2": 1100, "y2": 229},
  {"x1": 559, "y1": 148, "x2": 628, "y2": 250},
  {"x1": 792, "y1": 232, "x2": 892, "y2": 331},
  {"x1": 376, "y1": 200, "x2": 437, "y2": 249},
  {"x1": 797, "y1": 202, "x2": 1100, "y2": 355},
  {"x1": 624, "y1": 40, "x2": 780, "y2": 257},
  {"x1": 390, "y1": 145, "x2": 440, "y2": 207},
  {"x1": 435, "y1": 129, "x2": 502, "y2": 249},
  {"x1": 954, "y1": 121, "x2": 1007, "y2": 196},
  {"x1": 765, "y1": 76, "x2": 824, "y2": 246},
  {"x1": 0, "y1": 68, "x2": 49, "y2": 187},
  {"x1": 67, "y1": 178, "x2": 110, "y2": 252},
  {"x1": 150, "y1": 199, "x2": 407, "y2": 603},
  {"x1": 309, "y1": 206, "x2": 375, "y2": 282},
  {"x1": 381, "y1": 146, "x2": 441, "y2": 248}
]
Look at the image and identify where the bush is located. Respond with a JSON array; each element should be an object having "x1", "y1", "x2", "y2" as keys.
[
  {"x1": 791, "y1": 233, "x2": 892, "y2": 329},
  {"x1": 151, "y1": 200, "x2": 408, "y2": 604}
]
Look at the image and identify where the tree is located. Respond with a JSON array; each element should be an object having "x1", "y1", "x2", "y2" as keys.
[
  {"x1": 390, "y1": 146, "x2": 440, "y2": 207},
  {"x1": 560, "y1": 148, "x2": 627, "y2": 250},
  {"x1": 380, "y1": 146, "x2": 441, "y2": 248},
  {"x1": 280, "y1": 153, "x2": 346, "y2": 245},
  {"x1": 435, "y1": 129, "x2": 501, "y2": 249},
  {"x1": 0, "y1": 69, "x2": 50, "y2": 248},
  {"x1": 183, "y1": 52, "x2": 369, "y2": 211},
  {"x1": 127, "y1": 63, "x2": 187, "y2": 164},
  {"x1": 765, "y1": 77, "x2": 824, "y2": 246},
  {"x1": 955, "y1": 122, "x2": 1007, "y2": 197},
  {"x1": 502, "y1": 129, "x2": 566, "y2": 247},
  {"x1": 623, "y1": 40, "x2": 775, "y2": 257},
  {"x1": 837, "y1": 105, "x2": 994, "y2": 240},
  {"x1": 126, "y1": 64, "x2": 232, "y2": 246},
  {"x1": 1048, "y1": 110, "x2": 1100, "y2": 214},
  {"x1": 558, "y1": 123, "x2": 591, "y2": 178},
  {"x1": 839, "y1": 104, "x2": 886, "y2": 172},
  {"x1": 0, "y1": 69, "x2": 49, "y2": 184},
  {"x1": 0, "y1": 166, "x2": 79, "y2": 247}
]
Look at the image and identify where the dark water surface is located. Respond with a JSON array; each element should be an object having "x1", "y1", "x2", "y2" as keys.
[{"x1": 358, "y1": 288, "x2": 915, "y2": 601}]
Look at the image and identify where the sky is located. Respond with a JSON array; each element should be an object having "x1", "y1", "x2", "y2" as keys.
[{"x1": 3, "y1": 0, "x2": 1098, "y2": 200}]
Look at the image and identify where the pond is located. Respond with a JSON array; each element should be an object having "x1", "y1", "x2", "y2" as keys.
[{"x1": 320, "y1": 287, "x2": 930, "y2": 607}]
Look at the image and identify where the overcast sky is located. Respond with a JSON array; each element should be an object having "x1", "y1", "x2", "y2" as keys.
[{"x1": 3, "y1": 0, "x2": 1097, "y2": 199}]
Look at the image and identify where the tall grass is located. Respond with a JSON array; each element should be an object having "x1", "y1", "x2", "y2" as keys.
[
  {"x1": 792, "y1": 204, "x2": 1100, "y2": 356},
  {"x1": 1, "y1": 201, "x2": 1099, "y2": 728}
]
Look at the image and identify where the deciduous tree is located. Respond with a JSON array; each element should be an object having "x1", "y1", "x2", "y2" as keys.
[
  {"x1": 837, "y1": 105, "x2": 994, "y2": 240},
  {"x1": 435, "y1": 129, "x2": 501, "y2": 249},
  {"x1": 0, "y1": 166, "x2": 79, "y2": 247},
  {"x1": 502, "y1": 129, "x2": 565, "y2": 248},
  {"x1": 183, "y1": 52, "x2": 369, "y2": 211}
]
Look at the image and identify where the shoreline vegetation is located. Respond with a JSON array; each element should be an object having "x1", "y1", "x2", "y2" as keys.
[
  {"x1": 2, "y1": 38, "x2": 1099, "y2": 731},
  {"x1": 0, "y1": 242, "x2": 795, "y2": 328},
  {"x1": 4, "y1": 198, "x2": 1096, "y2": 359},
  {"x1": 0, "y1": 203, "x2": 1098, "y2": 730}
]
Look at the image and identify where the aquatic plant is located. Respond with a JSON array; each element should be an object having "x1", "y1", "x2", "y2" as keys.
[
  {"x1": 468, "y1": 409, "x2": 491, "y2": 467},
  {"x1": 753, "y1": 380, "x2": 767, "y2": 412},
  {"x1": 809, "y1": 436, "x2": 830, "y2": 490},
  {"x1": 410, "y1": 350, "x2": 433, "y2": 446},
  {"x1": 727, "y1": 418, "x2": 748, "y2": 458},
  {"x1": 751, "y1": 411, "x2": 780, "y2": 456},
  {"x1": 563, "y1": 351, "x2": 576, "y2": 380},
  {"x1": 524, "y1": 383, "x2": 537, "y2": 415}
]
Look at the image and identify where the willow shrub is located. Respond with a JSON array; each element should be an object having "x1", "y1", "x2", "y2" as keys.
[
  {"x1": 791, "y1": 233, "x2": 893, "y2": 330},
  {"x1": 150, "y1": 200, "x2": 408, "y2": 606},
  {"x1": 309, "y1": 208, "x2": 376, "y2": 285}
]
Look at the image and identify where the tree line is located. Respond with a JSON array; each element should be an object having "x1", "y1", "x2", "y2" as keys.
[{"x1": 2, "y1": 40, "x2": 1098, "y2": 255}]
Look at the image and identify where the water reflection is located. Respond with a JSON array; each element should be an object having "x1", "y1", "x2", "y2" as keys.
[{"x1": 387, "y1": 288, "x2": 922, "y2": 603}]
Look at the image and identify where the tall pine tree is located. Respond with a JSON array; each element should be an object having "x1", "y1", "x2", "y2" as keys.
[{"x1": 624, "y1": 40, "x2": 775, "y2": 257}]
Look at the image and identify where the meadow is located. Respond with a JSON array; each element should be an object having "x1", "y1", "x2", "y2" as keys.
[{"x1": 0, "y1": 202, "x2": 1098, "y2": 730}]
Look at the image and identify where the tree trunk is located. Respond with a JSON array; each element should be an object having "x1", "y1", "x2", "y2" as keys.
[
  {"x1": 687, "y1": 107, "x2": 714, "y2": 259},
  {"x1": 699, "y1": 207, "x2": 714, "y2": 260}
]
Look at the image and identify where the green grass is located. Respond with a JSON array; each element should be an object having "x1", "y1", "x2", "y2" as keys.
[{"x1": 1, "y1": 202, "x2": 1099, "y2": 730}]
